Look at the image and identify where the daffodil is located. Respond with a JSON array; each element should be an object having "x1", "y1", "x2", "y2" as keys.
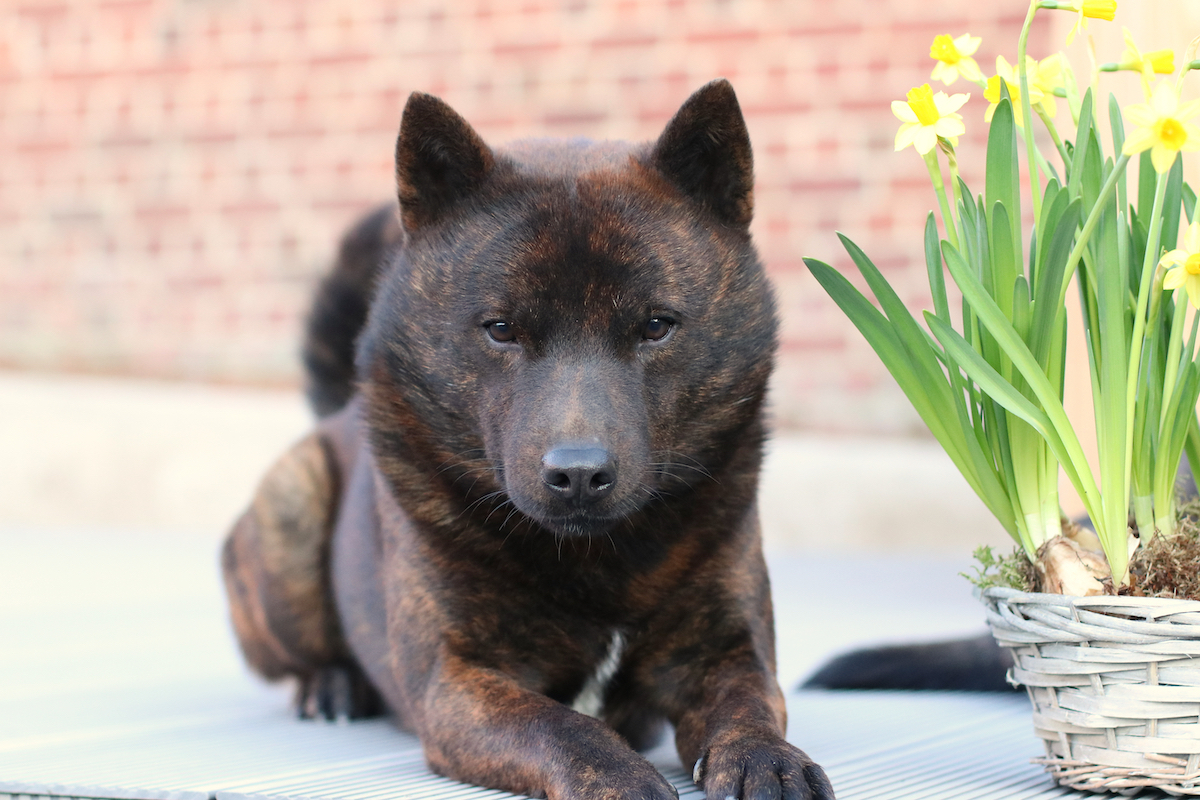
[
  {"x1": 1060, "y1": 0, "x2": 1118, "y2": 46},
  {"x1": 1111, "y1": 28, "x2": 1174, "y2": 96},
  {"x1": 1028, "y1": 53, "x2": 1067, "y2": 118},
  {"x1": 930, "y1": 34, "x2": 983, "y2": 86},
  {"x1": 984, "y1": 56, "x2": 1046, "y2": 128},
  {"x1": 1121, "y1": 81, "x2": 1200, "y2": 173},
  {"x1": 892, "y1": 83, "x2": 969, "y2": 155},
  {"x1": 1161, "y1": 221, "x2": 1200, "y2": 308}
]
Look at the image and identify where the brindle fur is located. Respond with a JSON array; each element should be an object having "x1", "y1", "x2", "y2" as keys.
[{"x1": 222, "y1": 80, "x2": 835, "y2": 800}]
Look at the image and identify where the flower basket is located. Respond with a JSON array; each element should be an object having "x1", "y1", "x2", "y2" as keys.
[{"x1": 983, "y1": 586, "x2": 1200, "y2": 794}]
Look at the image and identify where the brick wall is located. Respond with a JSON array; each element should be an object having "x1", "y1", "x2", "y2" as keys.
[{"x1": 1, "y1": 0, "x2": 1066, "y2": 432}]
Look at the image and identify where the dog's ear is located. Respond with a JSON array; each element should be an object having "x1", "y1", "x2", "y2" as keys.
[
  {"x1": 651, "y1": 79, "x2": 754, "y2": 228},
  {"x1": 395, "y1": 93, "x2": 495, "y2": 231}
]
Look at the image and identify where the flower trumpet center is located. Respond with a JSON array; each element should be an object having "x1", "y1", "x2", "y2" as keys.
[
  {"x1": 1082, "y1": 0, "x2": 1117, "y2": 21},
  {"x1": 1186, "y1": 254, "x2": 1200, "y2": 276},
  {"x1": 1159, "y1": 118, "x2": 1188, "y2": 151},
  {"x1": 929, "y1": 35, "x2": 961, "y2": 64},
  {"x1": 907, "y1": 84, "x2": 940, "y2": 126}
]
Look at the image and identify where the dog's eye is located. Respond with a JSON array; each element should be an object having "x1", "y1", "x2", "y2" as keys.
[
  {"x1": 485, "y1": 320, "x2": 516, "y2": 343},
  {"x1": 642, "y1": 317, "x2": 675, "y2": 342}
]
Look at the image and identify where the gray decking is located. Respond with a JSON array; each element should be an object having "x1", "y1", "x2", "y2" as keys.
[{"x1": 0, "y1": 529, "x2": 1081, "y2": 800}]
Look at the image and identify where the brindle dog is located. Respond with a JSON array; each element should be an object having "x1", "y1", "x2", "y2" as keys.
[{"x1": 222, "y1": 80, "x2": 835, "y2": 800}]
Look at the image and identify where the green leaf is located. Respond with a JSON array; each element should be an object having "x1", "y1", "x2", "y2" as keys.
[
  {"x1": 804, "y1": 255, "x2": 1017, "y2": 535},
  {"x1": 1183, "y1": 182, "x2": 1197, "y2": 224},
  {"x1": 1161, "y1": 153, "x2": 1185, "y2": 255},
  {"x1": 1069, "y1": 89, "x2": 1095, "y2": 199},
  {"x1": 1108, "y1": 93, "x2": 1127, "y2": 214},
  {"x1": 941, "y1": 242, "x2": 1103, "y2": 520},
  {"x1": 986, "y1": 96, "x2": 1022, "y2": 269},
  {"x1": 925, "y1": 213, "x2": 950, "y2": 323},
  {"x1": 927, "y1": 313, "x2": 1076, "y2": 495},
  {"x1": 1030, "y1": 198, "x2": 1083, "y2": 365}
]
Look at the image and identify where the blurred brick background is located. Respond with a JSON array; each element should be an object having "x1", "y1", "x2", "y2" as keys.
[{"x1": 1, "y1": 0, "x2": 1195, "y2": 433}]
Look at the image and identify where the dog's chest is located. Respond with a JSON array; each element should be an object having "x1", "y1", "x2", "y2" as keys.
[{"x1": 568, "y1": 629, "x2": 625, "y2": 718}]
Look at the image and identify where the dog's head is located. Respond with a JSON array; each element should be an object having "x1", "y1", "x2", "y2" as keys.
[{"x1": 361, "y1": 81, "x2": 777, "y2": 539}]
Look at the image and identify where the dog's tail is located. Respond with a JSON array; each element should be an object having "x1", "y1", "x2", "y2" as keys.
[
  {"x1": 800, "y1": 633, "x2": 1018, "y2": 693},
  {"x1": 301, "y1": 204, "x2": 403, "y2": 417}
]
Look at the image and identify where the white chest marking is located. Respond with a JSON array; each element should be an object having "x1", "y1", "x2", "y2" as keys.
[{"x1": 570, "y1": 630, "x2": 626, "y2": 718}]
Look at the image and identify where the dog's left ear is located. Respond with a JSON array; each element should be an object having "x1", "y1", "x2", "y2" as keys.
[
  {"x1": 395, "y1": 92, "x2": 495, "y2": 232},
  {"x1": 651, "y1": 79, "x2": 754, "y2": 228}
]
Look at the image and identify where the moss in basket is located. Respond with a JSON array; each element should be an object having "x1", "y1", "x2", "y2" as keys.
[
  {"x1": 806, "y1": 1, "x2": 1200, "y2": 597},
  {"x1": 962, "y1": 544, "x2": 1037, "y2": 592},
  {"x1": 1127, "y1": 497, "x2": 1200, "y2": 599}
]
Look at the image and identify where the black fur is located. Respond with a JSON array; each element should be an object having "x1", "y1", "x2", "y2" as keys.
[
  {"x1": 302, "y1": 205, "x2": 400, "y2": 417},
  {"x1": 802, "y1": 633, "x2": 1018, "y2": 693}
]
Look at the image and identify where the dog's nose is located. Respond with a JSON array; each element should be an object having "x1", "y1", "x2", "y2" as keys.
[{"x1": 541, "y1": 445, "x2": 616, "y2": 504}]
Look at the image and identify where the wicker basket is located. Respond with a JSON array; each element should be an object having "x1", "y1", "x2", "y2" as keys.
[{"x1": 983, "y1": 586, "x2": 1200, "y2": 795}]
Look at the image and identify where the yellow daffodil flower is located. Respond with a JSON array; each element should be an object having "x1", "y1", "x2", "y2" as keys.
[
  {"x1": 1113, "y1": 28, "x2": 1174, "y2": 96},
  {"x1": 930, "y1": 34, "x2": 983, "y2": 86},
  {"x1": 1121, "y1": 81, "x2": 1200, "y2": 173},
  {"x1": 1063, "y1": 0, "x2": 1118, "y2": 46},
  {"x1": 1161, "y1": 221, "x2": 1200, "y2": 308},
  {"x1": 892, "y1": 84, "x2": 969, "y2": 155},
  {"x1": 1029, "y1": 54, "x2": 1067, "y2": 118},
  {"x1": 984, "y1": 56, "x2": 1046, "y2": 128}
]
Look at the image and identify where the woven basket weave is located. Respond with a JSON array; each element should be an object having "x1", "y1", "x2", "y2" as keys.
[{"x1": 983, "y1": 587, "x2": 1200, "y2": 795}]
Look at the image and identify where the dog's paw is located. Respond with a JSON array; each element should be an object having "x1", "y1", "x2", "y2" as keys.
[
  {"x1": 693, "y1": 735, "x2": 835, "y2": 800},
  {"x1": 295, "y1": 665, "x2": 384, "y2": 722},
  {"x1": 554, "y1": 758, "x2": 679, "y2": 800}
]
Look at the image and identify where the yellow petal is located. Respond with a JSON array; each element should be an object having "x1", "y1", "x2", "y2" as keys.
[
  {"x1": 957, "y1": 57, "x2": 983, "y2": 84},
  {"x1": 1162, "y1": 249, "x2": 1189, "y2": 269},
  {"x1": 954, "y1": 34, "x2": 982, "y2": 56},
  {"x1": 1181, "y1": 121, "x2": 1200, "y2": 151},
  {"x1": 996, "y1": 56, "x2": 1015, "y2": 83},
  {"x1": 1176, "y1": 98, "x2": 1200, "y2": 121},
  {"x1": 934, "y1": 117, "x2": 966, "y2": 139},
  {"x1": 935, "y1": 92, "x2": 970, "y2": 114},
  {"x1": 913, "y1": 127, "x2": 939, "y2": 155},
  {"x1": 1151, "y1": 142, "x2": 1179, "y2": 173},
  {"x1": 1186, "y1": 275, "x2": 1200, "y2": 310},
  {"x1": 1151, "y1": 81, "x2": 1179, "y2": 115},
  {"x1": 893, "y1": 100, "x2": 918, "y2": 123},
  {"x1": 1164, "y1": 266, "x2": 1187, "y2": 290},
  {"x1": 895, "y1": 122, "x2": 919, "y2": 151},
  {"x1": 1185, "y1": 222, "x2": 1200, "y2": 254},
  {"x1": 1123, "y1": 101, "x2": 1157, "y2": 127},
  {"x1": 1122, "y1": 125, "x2": 1158, "y2": 155},
  {"x1": 931, "y1": 61, "x2": 955, "y2": 85}
]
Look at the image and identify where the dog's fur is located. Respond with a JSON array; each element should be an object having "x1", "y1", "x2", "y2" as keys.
[{"x1": 222, "y1": 80, "x2": 835, "y2": 800}]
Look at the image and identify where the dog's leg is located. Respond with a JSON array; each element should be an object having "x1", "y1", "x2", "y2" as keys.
[
  {"x1": 417, "y1": 656, "x2": 679, "y2": 800},
  {"x1": 652, "y1": 513, "x2": 836, "y2": 800},
  {"x1": 221, "y1": 431, "x2": 381, "y2": 720}
]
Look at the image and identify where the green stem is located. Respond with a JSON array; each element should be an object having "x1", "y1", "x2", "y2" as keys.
[
  {"x1": 1161, "y1": 279, "x2": 1187, "y2": 431},
  {"x1": 1121, "y1": 171, "x2": 1171, "y2": 575},
  {"x1": 923, "y1": 149, "x2": 960, "y2": 251},
  {"x1": 1035, "y1": 104, "x2": 1071, "y2": 174},
  {"x1": 1017, "y1": 0, "x2": 1042, "y2": 221}
]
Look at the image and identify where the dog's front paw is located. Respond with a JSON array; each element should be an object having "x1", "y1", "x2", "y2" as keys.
[
  {"x1": 555, "y1": 757, "x2": 679, "y2": 800},
  {"x1": 295, "y1": 664, "x2": 384, "y2": 721},
  {"x1": 694, "y1": 734, "x2": 834, "y2": 800}
]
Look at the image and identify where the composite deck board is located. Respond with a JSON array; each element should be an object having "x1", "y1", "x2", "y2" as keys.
[
  {"x1": 0, "y1": 688, "x2": 1081, "y2": 800},
  {"x1": 1, "y1": 530, "x2": 1067, "y2": 800}
]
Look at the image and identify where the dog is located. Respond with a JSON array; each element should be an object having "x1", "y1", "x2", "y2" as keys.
[{"x1": 221, "y1": 79, "x2": 835, "y2": 800}]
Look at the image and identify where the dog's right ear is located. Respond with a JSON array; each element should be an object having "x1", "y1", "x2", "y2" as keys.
[{"x1": 395, "y1": 93, "x2": 494, "y2": 231}]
